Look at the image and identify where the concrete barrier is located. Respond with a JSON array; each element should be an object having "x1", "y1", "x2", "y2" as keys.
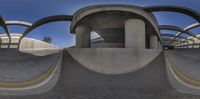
[
  {"x1": 0, "y1": 33, "x2": 58, "y2": 49},
  {"x1": 67, "y1": 48, "x2": 162, "y2": 74},
  {"x1": 0, "y1": 51, "x2": 63, "y2": 95},
  {"x1": 19, "y1": 49, "x2": 63, "y2": 56},
  {"x1": 165, "y1": 52, "x2": 200, "y2": 95}
]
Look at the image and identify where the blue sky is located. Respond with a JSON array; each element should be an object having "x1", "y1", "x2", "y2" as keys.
[{"x1": 0, "y1": 0, "x2": 200, "y2": 47}]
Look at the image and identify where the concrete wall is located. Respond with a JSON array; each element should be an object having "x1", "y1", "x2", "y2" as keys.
[
  {"x1": 20, "y1": 38, "x2": 58, "y2": 50},
  {"x1": 0, "y1": 34, "x2": 58, "y2": 49},
  {"x1": 67, "y1": 48, "x2": 162, "y2": 74}
]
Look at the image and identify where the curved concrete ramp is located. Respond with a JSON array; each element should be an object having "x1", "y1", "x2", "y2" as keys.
[
  {"x1": 0, "y1": 49, "x2": 63, "y2": 95},
  {"x1": 67, "y1": 48, "x2": 162, "y2": 74},
  {"x1": 165, "y1": 49, "x2": 200, "y2": 95},
  {"x1": 0, "y1": 51, "x2": 199, "y2": 98}
]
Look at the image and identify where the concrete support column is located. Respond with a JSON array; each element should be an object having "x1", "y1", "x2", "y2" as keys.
[
  {"x1": 150, "y1": 35, "x2": 158, "y2": 49},
  {"x1": 75, "y1": 26, "x2": 91, "y2": 48},
  {"x1": 125, "y1": 19, "x2": 145, "y2": 49}
]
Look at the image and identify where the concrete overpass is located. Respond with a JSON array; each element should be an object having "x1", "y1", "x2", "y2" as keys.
[{"x1": 0, "y1": 4, "x2": 199, "y2": 98}]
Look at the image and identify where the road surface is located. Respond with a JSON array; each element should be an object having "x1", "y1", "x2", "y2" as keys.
[{"x1": 0, "y1": 50, "x2": 199, "y2": 99}]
